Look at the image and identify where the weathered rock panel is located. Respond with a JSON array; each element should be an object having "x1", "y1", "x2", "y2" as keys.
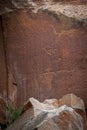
[
  {"x1": 2, "y1": 10, "x2": 87, "y2": 107},
  {"x1": 0, "y1": 17, "x2": 7, "y2": 100}
]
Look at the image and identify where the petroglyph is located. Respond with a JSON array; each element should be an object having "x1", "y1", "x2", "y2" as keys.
[
  {"x1": 50, "y1": 24, "x2": 84, "y2": 37},
  {"x1": 38, "y1": 71, "x2": 56, "y2": 90},
  {"x1": 43, "y1": 48, "x2": 57, "y2": 56}
]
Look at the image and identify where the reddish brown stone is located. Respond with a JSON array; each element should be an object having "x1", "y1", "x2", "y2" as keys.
[
  {"x1": 22, "y1": 100, "x2": 33, "y2": 113},
  {"x1": 2, "y1": 10, "x2": 87, "y2": 108},
  {"x1": 59, "y1": 94, "x2": 85, "y2": 110},
  {"x1": 0, "y1": 17, "x2": 7, "y2": 101},
  {"x1": 0, "y1": 97, "x2": 7, "y2": 124}
]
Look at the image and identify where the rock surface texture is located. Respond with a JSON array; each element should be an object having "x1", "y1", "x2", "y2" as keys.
[
  {"x1": 0, "y1": 1, "x2": 87, "y2": 129},
  {"x1": 0, "y1": 97, "x2": 7, "y2": 124},
  {"x1": 5, "y1": 94, "x2": 87, "y2": 130},
  {"x1": 0, "y1": 0, "x2": 87, "y2": 109},
  {"x1": 0, "y1": 0, "x2": 87, "y2": 23}
]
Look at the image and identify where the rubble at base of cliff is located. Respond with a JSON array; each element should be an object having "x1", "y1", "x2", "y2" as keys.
[{"x1": 0, "y1": 94, "x2": 86, "y2": 130}]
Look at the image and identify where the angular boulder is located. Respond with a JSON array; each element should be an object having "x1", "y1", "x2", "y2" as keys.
[{"x1": 5, "y1": 94, "x2": 87, "y2": 130}]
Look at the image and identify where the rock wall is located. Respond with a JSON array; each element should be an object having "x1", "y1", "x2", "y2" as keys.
[
  {"x1": 0, "y1": 17, "x2": 7, "y2": 100},
  {"x1": 0, "y1": 0, "x2": 87, "y2": 107}
]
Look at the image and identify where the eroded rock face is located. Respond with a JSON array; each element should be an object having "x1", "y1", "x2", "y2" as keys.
[
  {"x1": 0, "y1": 0, "x2": 87, "y2": 108},
  {"x1": 0, "y1": 0, "x2": 87, "y2": 22},
  {"x1": 0, "y1": 97, "x2": 7, "y2": 124},
  {"x1": 2, "y1": 9, "x2": 87, "y2": 107},
  {"x1": 11, "y1": 1, "x2": 87, "y2": 25}
]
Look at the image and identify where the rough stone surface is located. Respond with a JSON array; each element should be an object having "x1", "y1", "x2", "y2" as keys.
[
  {"x1": 44, "y1": 4, "x2": 87, "y2": 23},
  {"x1": 29, "y1": 97, "x2": 59, "y2": 116},
  {"x1": 0, "y1": 0, "x2": 87, "y2": 25},
  {"x1": 52, "y1": 110, "x2": 84, "y2": 130},
  {"x1": 0, "y1": 97, "x2": 7, "y2": 124},
  {"x1": 0, "y1": 0, "x2": 13, "y2": 15},
  {"x1": 2, "y1": 10, "x2": 87, "y2": 107},
  {"x1": 37, "y1": 110, "x2": 85, "y2": 130},
  {"x1": 59, "y1": 93, "x2": 85, "y2": 110},
  {"x1": 6, "y1": 108, "x2": 34, "y2": 130},
  {"x1": 6, "y1": 95, "x2": 86, "y2": 130},
  {"x1": 0, "y1": 18, "x2": 7, "y2": 102},
  {"x1": 0, "y1": 0, "x2": 87, "y2": 109},
  {"x1": 37, "y1": 118, "x2": 59, "y2": 130}
]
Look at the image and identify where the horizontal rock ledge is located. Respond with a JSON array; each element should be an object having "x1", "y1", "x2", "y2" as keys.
[{"x1": 0, "y1": 1, "x2": 87, "y2": 26}]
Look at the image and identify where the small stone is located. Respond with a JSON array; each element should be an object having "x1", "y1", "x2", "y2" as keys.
[{"x1": 59, "y1": 93, "x2": 85, "y2": 111}]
